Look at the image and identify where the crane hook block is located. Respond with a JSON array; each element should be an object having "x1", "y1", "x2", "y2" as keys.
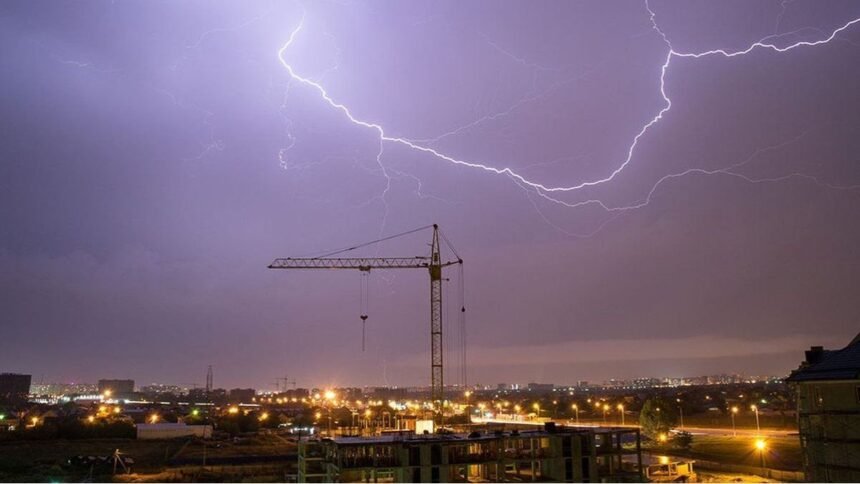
[{"x1": 360, "y1": 315, "x2": 368, "y2": 321}]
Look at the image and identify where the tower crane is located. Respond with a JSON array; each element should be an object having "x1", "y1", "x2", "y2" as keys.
[{"x1": 268, "y1": 224, "x2": 463, "y2": 425}]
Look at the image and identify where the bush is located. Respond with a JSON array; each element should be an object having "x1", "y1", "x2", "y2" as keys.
[{"x1": 672, "y1": 431, "x2": 693, "y2": 450}]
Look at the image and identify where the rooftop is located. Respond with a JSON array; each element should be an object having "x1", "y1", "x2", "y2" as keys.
[
  {"x1": 786, "y1": 332, "x2": 860, "y2": 382},
  {"x1": 315, "y1": 425, "x2": 634, "y2": 446}
]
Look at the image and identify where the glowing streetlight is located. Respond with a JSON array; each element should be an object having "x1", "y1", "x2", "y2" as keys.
[
  {"x1": 192, "y1": 409, "x2": 200, "y2": 417},
  {"x1": 676, "y1": 399, "x2": 684, "y2": 429},
  {"x1": 324, "y1": 390, "x2": 336, "y2": 401},
  {"x1": 228, "y1": 406, "x2": 240, "y2": 415},
  {"x1": 103, "y1": 389, "x2": 112, "y2": 399},
  {"x1": 571, "y1": 404, "x2": 579, "y2": 425},
  {"x1": 730, "y1": 406, "x2": 739, "y2": 437},
  {"x1": 149, "y1": 414, "x2": 159, "y2": 424},
  {"x1": 464, "y1": 391, "x2": 472, "y2": 424},
  {"x1": 259, "y1": 412, "x2": 269, "y2": 422},
  {"x1": 617, "y1": 404, "x2": 625, "y2": 426},
  {"x1": 602, "y1": 404, "x2": 609, "y2": 424},
  {"x1": 755, "y1": 438, "x2": 767, "y2": 468},
  {"x1": 87, "y1": 415, "x2": 95, "y2": 424},
  {"x1": 658, "y1": 433, "x2": 668, "y2": 444},
  {"x1": 751, "y1": 405, "x2": 760, "y2": 434}
]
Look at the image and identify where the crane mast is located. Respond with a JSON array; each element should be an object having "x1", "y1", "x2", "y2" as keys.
[{"x1": 268, "y1": 224, "x2": 462, "y2": 426}]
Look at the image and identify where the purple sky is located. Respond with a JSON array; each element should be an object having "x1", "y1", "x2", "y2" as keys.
[{"x1": 2, "y1": 1, "x2": 860, "y2": 390}]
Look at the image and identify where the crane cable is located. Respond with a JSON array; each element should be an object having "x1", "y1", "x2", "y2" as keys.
[
  {"x1": 311, "y1": 225, "x2": 434, "y2": 259},
  {"x1": 459, "y1": 261, "x2": 466, "y2": 388},
  {"x1": 360, "y1": 271, "x2": 369, "y2": 352}
]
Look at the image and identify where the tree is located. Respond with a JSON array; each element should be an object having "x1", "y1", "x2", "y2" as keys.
[{"x1": 639, "y1": 398, "x2": 677, "y2": 439}]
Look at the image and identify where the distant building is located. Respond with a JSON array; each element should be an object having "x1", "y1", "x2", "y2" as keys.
[
  {"x1": 369, "y1": 387, "x2": 408, "y2": 400},
  {"x1": 527, "y1": 382, "x2": 554, "y2": 393},
  {"x1": 98, "y1": 379, "x2": 134, "y2": 397},
  {"x1": 787, "y1": 333, "x2": 860, "y2": 482},
  {"x1": 137, "y1": 423, "x2": 212, "y2": 439},
  {"x1": 187, "y1": 388, "x2": 208, "y2": 402},
  {"x1": 0, "y1": 373, "x2": 32, "y2": 401},
  {"x1": 229, "y1": 388, "x2": 256, "y2": 403},
  {"x1": 298, "y1": 424, "x2": 642, "y2": 482}
]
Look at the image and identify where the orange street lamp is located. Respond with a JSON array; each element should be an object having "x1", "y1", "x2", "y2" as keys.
[
  {"x1": 617, "y1": 404, "x2": 625, "y2": 426},
  {"x1": 750, "y1": 405, "x2": 760, "y2": 434},
  {"x1": 571, "y1": 404, "x2": 579, "y2": 425},
  {"x1": 755, "y1": 439, "x2": 766, "y2": 467},
  {"x1": 730, "y1": 406, "x2": 739, "y2": 436}
]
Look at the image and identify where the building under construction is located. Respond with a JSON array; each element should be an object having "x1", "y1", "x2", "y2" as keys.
[{"x1": 298, "y1": 423, "x2": 642, "y2": 483}]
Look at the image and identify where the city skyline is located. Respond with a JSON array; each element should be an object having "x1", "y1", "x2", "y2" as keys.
[{"x1": 2, "y1": 1, "x2": 860, "y2": 389}]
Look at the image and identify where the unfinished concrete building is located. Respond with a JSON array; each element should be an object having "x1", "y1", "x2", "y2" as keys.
[{"x1": 298, "y1": 424, "x2": 642, "y2": 482}]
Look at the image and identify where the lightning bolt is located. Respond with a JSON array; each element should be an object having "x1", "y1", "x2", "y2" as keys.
[{"x1": 277, "y1": 4, "x2": 860, "y2": 231}]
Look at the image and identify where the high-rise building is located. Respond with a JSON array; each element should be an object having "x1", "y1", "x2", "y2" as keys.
[
  {"x1": 0, "y1": 373, "x2": 31, "y2": 401},
  {"x1": 787, "y1": 333, "x2": 860, "y2": 482}
]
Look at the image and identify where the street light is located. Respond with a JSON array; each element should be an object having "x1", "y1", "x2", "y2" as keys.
[
  {"x1": 617, "y1": 404, "x2": 625, "y2": 426},
  {"x1": 602, "y1": 404, "x2": 609, "y2": 424},
  {"x1": 571, "y1": 404, "x2": 579, "y2": 425},
  {"x1": 676, "y1": 399, "x2": 684, "y2": 429},
  {"x1": 464, "y1": 391, "x2": 472, "y2": 424},
  {"x1": 533, "y1": 402, "x2": 541, "y2": 419},
  {"x1": 755, "y1": 438, "x2": 766, "y2": 468},
  {"x1": 751, "y1": 405, "x2": 761, "y2": 434},
  {"x1": 731, "y1": 406, "x2": 739, "y2": 437}
]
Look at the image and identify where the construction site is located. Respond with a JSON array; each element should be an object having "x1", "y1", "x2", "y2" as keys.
[
  {"x1": 268, "y1": 226, "x2": 645, "y2": 483},
  {"x1": 297, "y1": 423, "x2": 642, "y2": 483}
]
